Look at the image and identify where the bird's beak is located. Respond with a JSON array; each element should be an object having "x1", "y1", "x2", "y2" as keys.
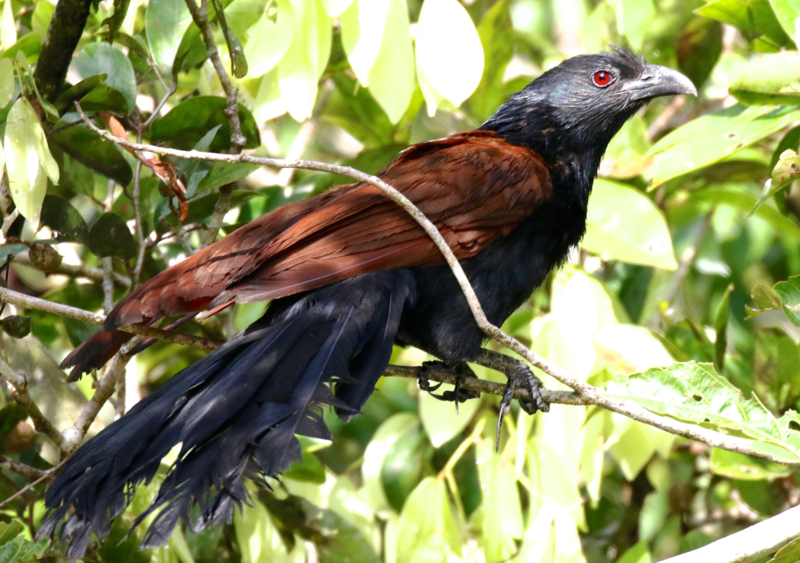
[{"x1": 621, "y1": 65, "x2": 698, "y2": 101}]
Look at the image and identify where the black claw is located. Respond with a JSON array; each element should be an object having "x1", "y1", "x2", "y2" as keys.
[
  {"x1": 417, "y1": 361, "x2": 480, "y2": 412},
  {"x1": 495, "y1": 362, "x2": 551, "y2": 448}
]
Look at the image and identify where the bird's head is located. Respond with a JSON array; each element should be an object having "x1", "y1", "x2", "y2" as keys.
[{"x1": 482, "y1": 49, "x2": 696, "y2": 168}]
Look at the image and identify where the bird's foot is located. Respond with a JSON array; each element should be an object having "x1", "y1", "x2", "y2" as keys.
[
  {"x1": 417, "y1": 361, "x2": 480, "y2": 415},
  {"x1": 496, "y1": 363, "x2": 549, "y2": 450}
]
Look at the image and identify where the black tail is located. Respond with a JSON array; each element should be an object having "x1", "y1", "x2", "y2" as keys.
[{"x1": 40, "y1": 271, "x2": 415, "y2": 559}]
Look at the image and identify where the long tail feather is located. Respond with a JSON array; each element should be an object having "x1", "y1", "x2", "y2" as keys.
[{"x1": 40, "y1": 271, "x2": 415, "y2": 560}]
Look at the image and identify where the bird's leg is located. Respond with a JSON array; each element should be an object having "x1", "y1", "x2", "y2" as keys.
[
  {"x1": 417, "y1": 360, "x2": 481, "y2": 414},
  {"x1": 471, "y1": 349, "x2": 550, "y2": 448}
]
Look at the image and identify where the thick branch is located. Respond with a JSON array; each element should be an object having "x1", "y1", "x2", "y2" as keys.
[
  {"x1": 663, "y1": 504, "x2": 800, "y2": 563},
  {"x1": 33, "y1": 0, "x2": 94, "y2": 101},
  {"x1": 71, "y1": 105, "x2": 800, "y2": 467},
  {"x1": 0, "y1": 286, "x2": 221, "y2": 352}
]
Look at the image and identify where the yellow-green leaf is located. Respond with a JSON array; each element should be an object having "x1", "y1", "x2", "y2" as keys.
[
  {"x1": 1, "y1": 0, "x2": 16, "y2": 51},
  {"x1": 0, "y1": 58, "x2": 12, "y2": 108},
  {"x1": 583, "y1": 179, "x2": 677, "y2": 270},
  {"x1": 4, "y1": 98, "x2": 48, "y2": 224},
  {"x1": 242, "y1": 0, "x2": 295, "y2": 79},
  {"x1": 416, "y1": 0, "x2": 483, "y2": 113},
  {"x1": 340, "y1": 0, "x2": 391, "y2": 84}
]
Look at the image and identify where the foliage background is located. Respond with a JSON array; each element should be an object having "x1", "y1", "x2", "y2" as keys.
[{"x1": 1, "y1": 0, "x2": 800, "y2": 561}]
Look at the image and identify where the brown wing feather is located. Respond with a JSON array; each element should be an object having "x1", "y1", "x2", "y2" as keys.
[{"x1": 63, "y1": 131, "x2": 551, "y2": 376}]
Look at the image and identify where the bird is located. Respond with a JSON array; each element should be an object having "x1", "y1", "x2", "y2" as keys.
[{"x1": 38, "y1": 50, "x2": 696, "y2": 558}]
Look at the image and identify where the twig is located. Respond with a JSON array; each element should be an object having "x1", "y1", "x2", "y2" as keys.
[
  {"x1": 0, "y1": 357, "x2": 65, "y2": 449},
  {"x1": 13, "y1": 255, "x2": 131, "y2": 287},
  {"x1": 61, "y1": 345, "x2": 135, "y2": 452},
  {"x1": 183, "y1": 0, "x2": 245, "y2": 248},
  {"x1": 0, "y1": 285, "x2": 222, "y2": 352},
  {"x1": 0, "y1": 455, "x2": 47, "y2": 481},
  {"x1": 1, "y1": 209, "x2": 18, "y2": 237},
  {"x1": 68, "y1": 105, "x2": 800, "y2": 466},
  {"x1": 0, "y1": 460, "x2": 65, "y2": 509},
  {"x1": 662, "y1": 504, "x2": 800, "y2": 563}
]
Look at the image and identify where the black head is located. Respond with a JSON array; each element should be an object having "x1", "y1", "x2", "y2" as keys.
[{"x1": 482, "y1": 50, "x2": 696, "y2": 168}]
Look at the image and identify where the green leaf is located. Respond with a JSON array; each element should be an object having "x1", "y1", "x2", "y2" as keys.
[
  {"x1": 730, "y1": 52, "x2": 800, "y2": 105},
  {"x1": 359, "y1": 0, "x2": 414, "y2": 124},
  {"x1": 150, "y1": 96, "x2": 261, "y2": 150},
  {"x1": 770, "y1": 536, "x2": 800, "y2": 563},
  {"x1": 31, "y1": 0, "x2": 54, "y2": 44},
  {"x1": 600, "y1": 116, "x2": 652, "y2": 179},
  {"x1": 52, "y1": 74, "x2": 108, "y2": 114},
  {"x1": 50, "y1": 115, "x2": 132, "y2": 186},
  {"x1": 746, "y1": 283, "x2": 784, "y2": 320},
  {"x1": 0, "y1": 59, "x2": 13, "y2": 108},
  {"x1": 362, "y1": 412, "x2": 418, "y2": 513},
  {"x1": 583, "y1": 179, "x2": 677, "y2": 270},
  {"x1": 103, "y1": 0, "x2": 132, "y2": 42},
  {"x1": 4, "y1": 98, "x2": 49, "y2": 225},
  {"x1": 698, "y1": 0, "x2": 791, "y2": 47},
  {"x1": 770, "y1": 0, "x2": 800, "y2": 37},
  {"x1": 242, "y1": 0, "x2": 295, "y2": 79},
  {"x1": 63, "y1": 317, "x2": 98, "y2": 348},
  {"x1": 75, "y1": 43, "x2": 137, "y2": 114},
  {"x1": 40, "y1": 195, "x2": 89, "y2": 243},
  {"x1": 381, "y1": 422, "x2": 431, "y2": 511},
  {"x1": 277, "y1": 0, "x2": 332, "y2": 121},
  {"x1": 774, "y1": 275, "x2": 800, "y2": 325},
  {"x1": 419, "y1": 382, "x2": 480, "y2": 448},
  {"x1": 710, "y1": 447, "x2": 791, "y2": 480},
  {"x1": 470, "y1": 0, "x2": 514, "y2": 121},
  {"x1": 1, "y1": 0, "x2": 16, "y2": 51},
  {"x1": 715, "y1": 284, "x2": 733, "y2": 372},
  {"x1": 647, "y1": 105, "x2": 800, "y2": 187},
  {"x1": 691, "y1": 187, "x2": 800, "y2": 240},
  {"x1": 0, "y1": 522, "x2": 23, "y2": 547},
  {"x1": 340, "y1": 0, "x2": 390, "y2": 84},
  {"x1": 395, "y1": 477, "x2": 462, "y2": 562},
  {"x1": 416, "y1": 0, "x2": 484, "y2": 113},
  {"x1": 146, "y1": 0, "x2": 193, "y2": 75},
  {"x1": 617, "y1": 540, "x2": 652, "y2": 563},
  {"x1": 677, "y1": 17, "x2": 722, "y2": 90},
  {"x1": 608, "y1": 0, "x2": 654, "y2": 49},
  {"x1": 604, "y1": 362, "x2": 800, "y2": 463},
  {"x1": 88, "y1": 212, "x2": 137, "y2": 259},
  {"x1": 0, "y1": 536, "x2": 49, "y2": 563},
  {"x1": 193, "y1": 162, "x2": 260, "y2": 196}
]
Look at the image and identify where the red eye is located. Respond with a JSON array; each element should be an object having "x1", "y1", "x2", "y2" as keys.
[{"x1": 592, "y1": 70, "x2": 612, "y2": 87}]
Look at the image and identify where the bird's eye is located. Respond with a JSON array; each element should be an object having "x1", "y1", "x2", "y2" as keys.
[{"x1": 592, "y1": 70, "x2": 613, "y2": 88}]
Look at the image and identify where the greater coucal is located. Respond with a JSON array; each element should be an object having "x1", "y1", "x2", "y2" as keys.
[{"x1": 39, "y1": 50, "x2": 695, "y2": 557}]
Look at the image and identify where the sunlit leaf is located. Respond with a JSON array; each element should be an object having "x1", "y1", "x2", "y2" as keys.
[
  {"x1": 647, "y1": 105, "x2": 800, "y2": 187},
  {"x1": 1, "y1": 0, "x2": 16, "y2": 51},
  {"x1": 774, "y1": 275, "x2": 800, "y2": 325},
  {"x1": 242, "y1": 0, "x2": 295, "y2": 79},
  {"x1": 146, "y1": 0, "x2": 193, "y2": 75},
  {"x1": 583, "y1": 179, "x2": 677, "y2": 270},
  {"x1": 617, "y1": 540, "x2": 652, "y2": 563},
  {"x1": 416, "y1": 0, "x2": 484, "y2": 113},
  {"x1": 770, "y1": 536, "x2": 800, "y2": 563},
  {"x1": 4, "y1": 98, "x2": 48, "y2": 224},
  {"x1": 730, "y1": 52, "x2": 800, "y2": 105},
  {"x1": 340, "y1": 0, "x2": 391, "y2": 84},
  {"x1": 359, "y1": 0, "x2": 414, "y2": 124},
  {"x1": 362, "y1": 413, "x2": 418, "y2": 514},
  {"x1": 754, "y1": 148, "x2": 800, "y2": 214},
  {"x1": 604, "y1": 362, "x2": 800, "y2": 463},
  {"x1": 770, "y1": 0, "x2": 800, "y2": 37},
  {"x1": 395, "y1": 477, "x2": 462, "y2": 562},
  {"x1": 0, "y1": 58, "x2": 13, "y2": 108},
  {"x1": 278, "y1": 0, "x2": 332, "y2": 121},
  {"x1": 608, "y1": 0, "x2": 654, "y2": 49},
  {"x1": 710, "y1": 447, "x2": 791, "y2": 480},
  {"x1": 419, "y1": 382, "x2": 480, "y2": 448}
]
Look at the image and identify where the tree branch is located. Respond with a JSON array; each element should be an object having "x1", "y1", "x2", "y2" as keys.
[
  {"x1": 0, "y1": 455, "x2": 47, "y2": 481},
  {"x1": 0, "y1": 285, "x2": 221, "y2": 352},
  {"x1": 662, "y1": 504, "x2": 800, "y2": 563},
  {"x1": 68, "y1": 104, "x2": 800, "y2": 467},
  {"x1": 33, "y1": 0, "x2": 94, "y2": 101}
]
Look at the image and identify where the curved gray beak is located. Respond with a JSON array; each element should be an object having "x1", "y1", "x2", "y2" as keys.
[{"x1": 620, "y1": 64, "x2": 697, "y2": 101}]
